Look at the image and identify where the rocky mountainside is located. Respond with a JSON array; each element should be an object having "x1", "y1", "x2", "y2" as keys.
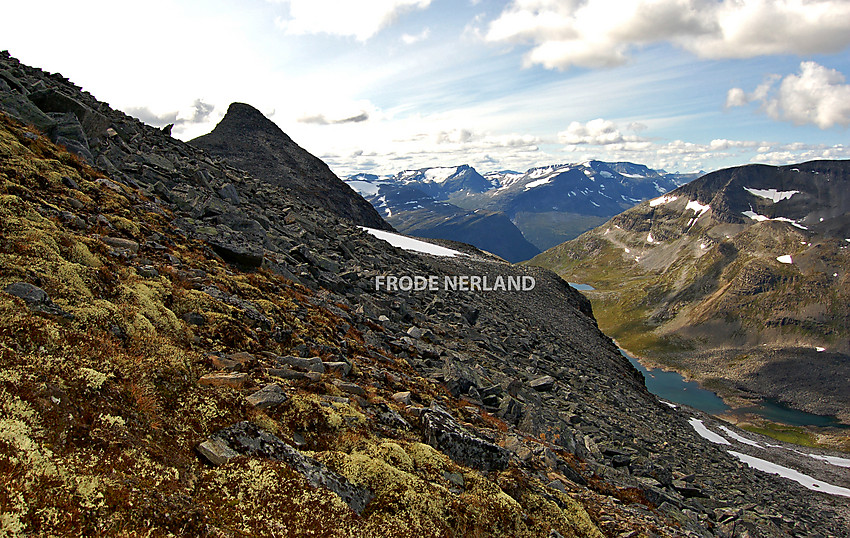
[
  {"x1": 346, "y1": 176, "x2": 540, "y2": 262},
  {"x1": 2, "y1": 51, "x2": 850, "y2": 537},
  {"x1": 190, "y1": 102, "x2": 391, "y2": 231},
  {"x1": 529, "y1": 161, "x2": 850, "y2": 427}
]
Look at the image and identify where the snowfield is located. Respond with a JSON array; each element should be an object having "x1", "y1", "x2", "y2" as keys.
[
  {"x1": 744, "y1": 187, "x2": 800, "y2": 203},
  {"x1": 360, "y1": 227, "x2": 465, "y2": 257}
]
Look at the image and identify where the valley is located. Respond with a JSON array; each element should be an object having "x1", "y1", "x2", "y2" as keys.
[{"x1": 530, "y1": 161, "x2": 850, "y2": 451}]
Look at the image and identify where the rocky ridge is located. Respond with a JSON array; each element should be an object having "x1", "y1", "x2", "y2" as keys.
[{"x1": 1, "y1": 51, "x2": 849, "y2": 536}]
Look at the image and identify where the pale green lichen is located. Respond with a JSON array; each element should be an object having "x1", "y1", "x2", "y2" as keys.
[{"x1": 78, "y1": 367, "x2": 110, "y2": 390}]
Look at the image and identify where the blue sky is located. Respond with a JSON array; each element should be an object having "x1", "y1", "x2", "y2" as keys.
[{"x1": 5, "y1": 0, "x2": 850, "y2": 176}]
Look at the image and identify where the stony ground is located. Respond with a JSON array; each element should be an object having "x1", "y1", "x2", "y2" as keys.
[{"x1": 1, "y1": 51, "x2": 849, "y2": 537}]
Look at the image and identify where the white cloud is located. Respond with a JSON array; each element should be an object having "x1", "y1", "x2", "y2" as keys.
[
  {"x1": 728, "y1": 62, "x2": 850, "y2": 129},
  {"x1": 558, "y1": 118, "x2": 647, "y2": 145},
  {"x1": 402, "y1": 27, "x2": 431, "y2": 44},
  {"x1": 274, "y1": 0, "x2": 432, "y2": 41},
  {"x1": 485, "y1": 0, "x2": 850, "y2": 70}
]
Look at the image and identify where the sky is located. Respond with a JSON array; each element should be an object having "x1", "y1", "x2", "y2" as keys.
[{"x1": 5, "y1": 0, "x2": 850, "y2": 177}]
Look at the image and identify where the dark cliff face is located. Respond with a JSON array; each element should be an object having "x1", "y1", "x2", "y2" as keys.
[{"x1": 190, "y1": 103, "x2": 392, "y2": 231}]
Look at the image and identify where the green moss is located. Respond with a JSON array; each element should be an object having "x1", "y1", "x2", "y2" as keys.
[{"x1": 741, "y1": 423, "x2": 818, "y2": 447}]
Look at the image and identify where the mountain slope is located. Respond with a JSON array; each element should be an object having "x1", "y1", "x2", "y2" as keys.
[
  {"x1": 190, "y1": 102, "x2": 391, "y2": 230},
  {"x1": 530, "y1": 161, "x2": 850, "y2": 423},
  {"x1": 346, "y1": 177, "x2": 540, "y2": 262},
  {"x1": 2, "y1": 51, "x2": 850, "y2": 537}
]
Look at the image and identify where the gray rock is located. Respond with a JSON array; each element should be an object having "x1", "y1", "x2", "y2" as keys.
[
  {"x1": 4, "y1": 282, "x2": 72, "y2": 318},
  {"x1": 334, "y1": 381, "x2": 366, "y2": 397},
  {"x1": 102, "y1": 236, "x2": 140, "y2": 253},
  {"x1": 50, "y1": 112, "x2": 93, "y2": 163},
  {"x1": 181, "y1": 312, "x2": 206, "y2": 326},
  {"x1": 4, "y1": 282, "x2": 49, "y2": 304},
  {"x1": 0, "y1": 91, "x2": 57, "y2": 134},
  {"x1": 323, "y1": 361, "x2": 351, "y2": 377},
  {"x1": 407, "y1": 326, "x2": 424, "y2": 339},
  {"x1": 218, "y1": 182, "x2": 241, "y2": 205},
  {"x1": 421, "y1": 403, "x2": 510, "y2": 472},
  {"x1": 208, "y1": 238, "x2": 264, "y2": 269},
  {"x1": 275, "y1": 355, "x2": 325, "y2": 374},
  {"x1": 203, "y1": 421, "x2": 373, "y2": 514},
  {"x1": 28, "y1": 88, "x2": 109, "y2": 140},
  {"x1": 246, "y1": 383, "x2": 287, "y2": 409},
  {"x1": 529, "y1": 375, "x2": 556, "y2": 392},
  {"x1": 392, "y1": 391, "x2": 412, "y2": 405}
]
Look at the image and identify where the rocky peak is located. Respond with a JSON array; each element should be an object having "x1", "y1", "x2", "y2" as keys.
[
  {"x1": 214, "y1": 102, "x2": 294, "y2": 140},
  {"x1": 191, "y1": 102, "x2": 392, "y2": 231}
]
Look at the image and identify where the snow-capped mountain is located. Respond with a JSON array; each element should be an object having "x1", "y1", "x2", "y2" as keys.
[
  {"x1": 388, "y1": 164, "x2": 492, "y2": 200},
  {"x1": 348, "y1": 161, "x2": 699, "y2": 259}
]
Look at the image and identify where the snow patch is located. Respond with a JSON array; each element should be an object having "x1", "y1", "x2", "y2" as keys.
[
  {"x1": 794, "y1": 451, "x2": 850, "y2": 468},
  {"x1": 729, "y1": 451, "x2": 850, "y2": 498},
  {"x1": 744, "y1": 187, "x2": 800, "y2": 203},
  {"x1": 360, "y1": 227, "x2": 464, "y2": 257},
  {"x1": 647, "y1": 233, "x2": 654, "y2": 243},
  {"x1": 686, "y1": 200, "x2": 710, "y2": 216},
  {"x1": 524, "y1": 177, "x2": 553, "y2": 191},
  {"x1": 423, "y1": 167, "x2": 461, "y2": 184},
  {"x1": 688, "y1": 418, "x2": 731, "y2": 445},
  {"x1": 650, "y1": 195, "x2": 678, "y2": 207},
  {"x1": 346, "y1": 180, "x2": 381, "y2": 196},
  {"x1": 742, "y1": 211, "x2": 808, "y2": 230},
  {"x1": 718, "y1": 426, "x2": 762, "y2": 448},
  {"x1": 776, "y1": 255, "x2": 793, "y2": 264}
]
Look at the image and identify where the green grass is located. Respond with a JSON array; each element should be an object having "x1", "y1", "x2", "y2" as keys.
[{"x1": 740, "y1": 424, "x2": 818, "y2": 447}]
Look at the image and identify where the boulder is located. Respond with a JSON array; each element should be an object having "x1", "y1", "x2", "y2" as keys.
[
  {"x1": 198, "y1": 372, "x2": 248, "y2": 389},
  {"x1": 246, "y1": 383, "x2": 287, "y2": 409},
  {"x1": 200, "y1": 421, "x2": 373, "y2": 514},
  {"x1": 420, "y1": 402, "x2": 510, "y2": 472},
  {"x1": 529, "y1": 375, "x2": 556, "y2": 392},
  {"x1": 3, "y1": 282, "x2": 72, "y2": 318}
]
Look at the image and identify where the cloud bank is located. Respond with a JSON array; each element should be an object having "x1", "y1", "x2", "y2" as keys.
[{"x1": 485, "y1": 0, "x2": 850, "y2": 69}]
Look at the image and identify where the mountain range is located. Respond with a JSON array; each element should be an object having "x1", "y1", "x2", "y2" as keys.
[
  {"x1": 347, "y1": 162, "x2": 698, "y2": 262},
  {"x1": 1, "y1": 51, "x2": 849, "y2": 536},
  {"x1": 530, "y1": 161, "x2": 850, "y2": 426}
]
